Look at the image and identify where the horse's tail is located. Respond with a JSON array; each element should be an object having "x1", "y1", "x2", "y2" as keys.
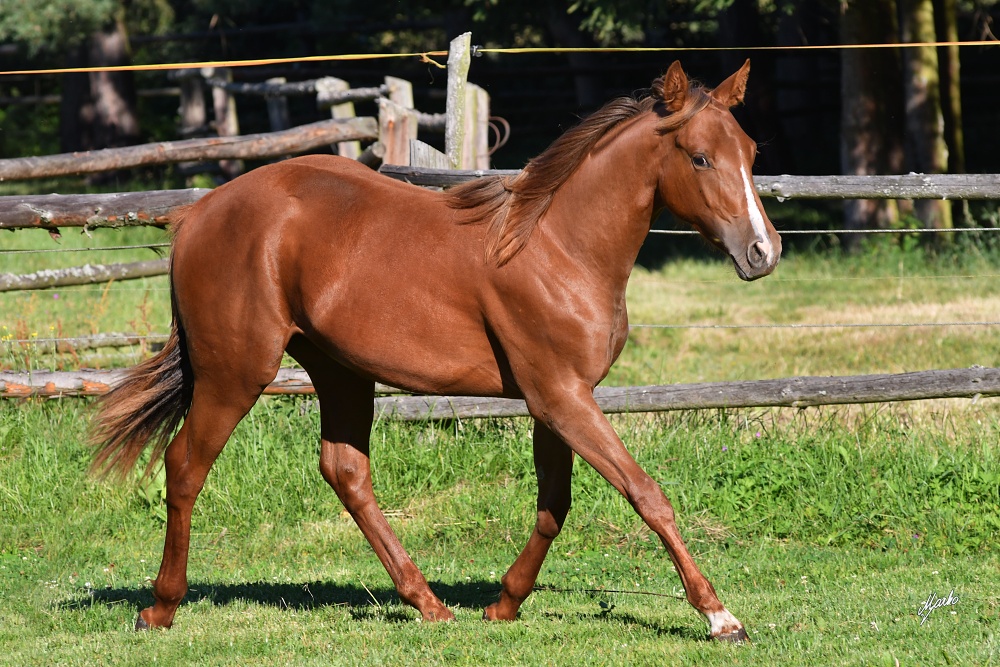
[{"x1": 89, "y1": 323, "x2": 193, "y2": 481}]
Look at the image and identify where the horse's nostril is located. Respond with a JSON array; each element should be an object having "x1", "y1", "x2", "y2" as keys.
[{"x1": 747, "y1": 241, "x2": 767, "y2": 268}]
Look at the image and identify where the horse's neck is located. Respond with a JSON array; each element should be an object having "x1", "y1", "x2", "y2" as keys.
[{"x1": 543, "y1": 112, "x2": 662, "y2": 286}]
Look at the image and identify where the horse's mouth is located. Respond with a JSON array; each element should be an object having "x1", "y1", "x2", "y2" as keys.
[{"x1": 731, "y1": 246, "x2": 779, "y2": 281}]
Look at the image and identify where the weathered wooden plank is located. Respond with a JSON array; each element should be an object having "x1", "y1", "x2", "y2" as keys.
[
  {"x1": 9, "y1": 333, "x2": 169, "y2": 355},
  {"x1": 0, "y1": 117, "x2": 378, "y2": 181},
  {"x1": 378, "y1": 167, "x2": 1000, "y2": 200},
  {"x1": 462, "y1": 83, "x2": 490, "y2": 170},
  {"x1": 4, "y1": 368, "x2": 997, "y2": 417},
  {"x1": 409, "y1": 140, "x2": 450, "y2": 170},
  {"x1": 378, "y1": 99, "x2": 418, "y2": 166},
  {"x1": 759, "y1": 173, "x2": 1000, "y2": 200},
  {"x1": 383, "y1": 76, "x2": 414, "y2": 108},
  {"x1": 0, "y1": 258, "x2": 169, "y2": 292},
  {"x1": 357, "y1": 141, "x2": 386, "y2": 169},
  {"x1": 0, "y1": 368, "x2": 401, "y2": 398},
  {"x1": 445, "y1": 32, "x2": 472, "y2": 169},
  {"x1": 376, "y1": 367, "x2": 1000, "y2": 419},
  {"x1": 0, "y1": 189, "x2": 209, "y2": 230},
  {"x1": 316, "y1": 78, "x2": 361, "y2": 159},
  {"x1": 210, "y1": 78, "x2": 386, "y2": 101}
]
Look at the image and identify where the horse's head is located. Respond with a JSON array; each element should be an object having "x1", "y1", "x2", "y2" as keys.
[{"x1": 653, "y1": 60, "x2": 781, "y2": 281}]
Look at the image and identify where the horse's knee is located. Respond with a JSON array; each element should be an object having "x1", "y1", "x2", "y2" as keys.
[
  {"x1": 536, "y1": 497, "x2": 570, "y2": 540},
  {"x1": 536, "y1": 512, "x2": 561, "y2": 540}
]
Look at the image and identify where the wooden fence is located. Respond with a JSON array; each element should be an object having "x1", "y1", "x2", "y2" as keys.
[{"x1": 2, "y1": 368, "x2": 998, "y2": 417}]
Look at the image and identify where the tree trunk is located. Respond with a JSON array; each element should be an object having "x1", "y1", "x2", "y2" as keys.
[
  {"x1": 87, "y1": 18, "x2": 140, "y2": 150},
  {"x1": 932, "y1": 0, "x2": 967, "y2": 224},
  {"x1": 59, "y1": 45, "x2": 94, "y2": 153},
  {"x1": 898, "y1": 0, "x2": 952, "y2": 231},
  {"x1": 839, "y1": 0, "x2": 905, "y2": 250}
]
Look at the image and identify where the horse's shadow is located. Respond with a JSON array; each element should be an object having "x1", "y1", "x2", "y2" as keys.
[
  {"x1": 60, "y1": 579, "x2": 501, "y2": 619},
  {"x1": 59, "y1": 579, "x2": 699, "y2": 637}
]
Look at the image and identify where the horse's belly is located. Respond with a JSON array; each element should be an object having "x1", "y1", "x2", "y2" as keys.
[{"x1": 300, "y1": 290, "x2": 509, "y2": 398}]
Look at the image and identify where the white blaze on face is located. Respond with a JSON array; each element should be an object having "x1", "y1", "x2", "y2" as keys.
[{"x1": 740, "y1": 163, "x2": 774, "y2": 263}]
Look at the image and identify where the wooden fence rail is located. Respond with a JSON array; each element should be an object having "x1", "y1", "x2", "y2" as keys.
[
  {"x1": 0, "y1": 258, "x2": 168, "y2": 292},
  {"x1": 1, "y1": 333, "x2": 169, "y2": 355},
  {"x1": 379, "y1": 167, "x2": 1000, "y2": 200},
  {"x1": 4, "y1": 172, "x2": 1000, "y2": 233},
  {"x1": 0, "y1": 117, "x2": 377, "y2": 181},
  {"x1": 2, "y1": 367, "x2": 996, "y2": 415},
  {"x1": 0, "y1": 189, "x2": 208, "y2": 231}
]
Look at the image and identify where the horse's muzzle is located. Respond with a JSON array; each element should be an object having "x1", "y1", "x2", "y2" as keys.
[{"x1": 734, "y1": 237, "x2": 780, "y2": 281}]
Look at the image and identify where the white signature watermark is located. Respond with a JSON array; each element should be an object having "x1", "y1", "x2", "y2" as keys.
[{"x1": 917, "y1": 589, "x2": 959, "y2": 626}]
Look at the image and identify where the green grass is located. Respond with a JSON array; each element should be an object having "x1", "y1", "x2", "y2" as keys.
[{"x1": 1, "y1": 399, "x2": 998, "y2": 665}]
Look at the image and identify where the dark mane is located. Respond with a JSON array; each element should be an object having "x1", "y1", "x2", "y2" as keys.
[{"x1": 447, "y1": 79, "x2": 713, "y2": 266}]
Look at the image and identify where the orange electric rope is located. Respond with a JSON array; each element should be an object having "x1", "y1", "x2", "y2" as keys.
[{"x1": 0, "y1": 39, "x2": 996, "y2": 78}]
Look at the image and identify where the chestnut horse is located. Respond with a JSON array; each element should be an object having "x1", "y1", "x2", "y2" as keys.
[{"x1": 91, "y1": 60, "x2": 780, "y2": 641}]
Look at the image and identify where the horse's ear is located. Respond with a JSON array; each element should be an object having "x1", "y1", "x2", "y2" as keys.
[
  {"x1": 652, "y1": 61, "x2": 688, "y2": 112},
  {"x1": 711, "y1": 59, "x2": 751, "y2": 107}
]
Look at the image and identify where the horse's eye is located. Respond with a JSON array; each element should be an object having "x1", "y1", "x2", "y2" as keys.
[{"x1": 692, "y1": 154, "x2": 711, "y2": 170}]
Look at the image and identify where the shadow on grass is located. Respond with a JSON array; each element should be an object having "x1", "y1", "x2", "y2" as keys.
[
  {"x1": 60, "y1": 578, "x2": 502, "y2": 617},
  {"x1": 538, "y1": 609, "x2": 704, "y2": 641},
  {"x1": 59, "y1": 580, "x2": 702, "y2": 637}
]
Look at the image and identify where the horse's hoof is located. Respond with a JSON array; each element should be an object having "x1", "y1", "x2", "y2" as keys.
[
  {"x1": 423, "y1": 607, "x2": 455, "y2": 622},
  {"x1": 482, "y1": 603, "x2": 515, "y2": 621},
  {"x1": 713, "y1": 627, "x2": 749, "y2": 643},
  {"x1": 134, "y1": 615, "x2": 150, "y2": 632}
]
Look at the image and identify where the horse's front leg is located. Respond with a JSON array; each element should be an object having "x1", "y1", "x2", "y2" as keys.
[
  {"x1": 528, "y1": 383, "x2": 748, "y2": 642},
  {"x1": 484, "y1": 421, "x2": 573, "y2": 620}
]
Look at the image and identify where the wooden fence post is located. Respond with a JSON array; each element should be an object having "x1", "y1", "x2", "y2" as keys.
[
  {"x1": 445, "y1": 32, "x2": 472, "y2": 169},
  {"x1": 409, "y1": 140, "x2": 450, "y2": 169},
  {"x1": 378, "y1": 99, "x2": 418, "y2": 166},
  {"x1": 462, "y1": 83, "x2": 490, "y2": 169},
  {"x1": 204, "y1": 67, "x2": 243, "y2": 179},
  {"x1": 316, "y1": 77, "x2": 362, "y2": 159},
  {"x1": 265, "y1": 77, "x2": 290, "y2": 132},
  {"x1": 385, "y1": 76, "x2": 414, "y2": 108}
]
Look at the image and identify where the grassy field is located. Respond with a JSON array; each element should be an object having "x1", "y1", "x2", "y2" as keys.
[
  {"x1": 2, "y1": 227, "x2": 1000, "y2": 664},
  {"x1": 1, "y1": 401, "x2": 998, "y2": 665}
]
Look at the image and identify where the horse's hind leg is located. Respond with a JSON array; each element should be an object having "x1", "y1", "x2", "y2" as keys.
[
  {"x1": 289, "y1": 339, "x2": 453, "y2": 621},
  {"x1": 137, "y1": 375, "x2": 265, "y2": 630},
  {"x1": 484, "y1": 422, "x2": 573, "y2": 620}
]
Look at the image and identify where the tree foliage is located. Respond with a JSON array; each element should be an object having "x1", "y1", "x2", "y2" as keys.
[{"x1": 0, "y1": 0, "x2": 174, "y2": 56}]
